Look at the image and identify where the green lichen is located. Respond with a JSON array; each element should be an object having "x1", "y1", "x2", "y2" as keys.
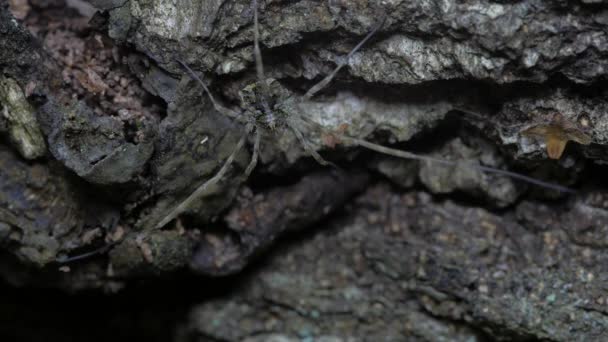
[{"x1": 0, "y1": 77, "x2": 46, "y2": 159}]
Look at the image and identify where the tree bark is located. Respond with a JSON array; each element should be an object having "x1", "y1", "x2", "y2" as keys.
[{"x1": 2, "y1": 0, "x2": 608, "y2": 340}]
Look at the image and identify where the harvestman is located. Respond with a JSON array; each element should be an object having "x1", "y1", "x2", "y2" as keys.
[{"x1": 155, "y1": 1, "x2": 575, "y2": 229}]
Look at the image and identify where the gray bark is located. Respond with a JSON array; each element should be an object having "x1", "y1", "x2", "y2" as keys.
[{"x1": 1, "y1": 0, "x2": 608, "y2": 340}]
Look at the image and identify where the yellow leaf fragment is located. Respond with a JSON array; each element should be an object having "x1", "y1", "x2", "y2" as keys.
[
  {"x1": 521, "y1": 114, "x2": 592, "y2": 160},
  {"x1": 567, "y1": 129, "x2": 592, "y2": 146},
  {"x1": 545, "y1": 135, "x2": 568, "y2": 159}
]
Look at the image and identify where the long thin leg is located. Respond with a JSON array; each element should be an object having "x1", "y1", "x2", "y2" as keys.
[
  {"x1": 56, "y1": 241, "x2": 119, "y2": 263},
  {"x1": 244, "y1": 128, "x2": 261, "y2": 177},
  {"x1": 296, "y1": 114, "x2": 575, "y2": 193},
  {"x1": 303, "y1": 14, "x2": 387, "y2": 100},
  {"x1": 155, "y1": 125, "x2": 253, "y2": 229},
  {"x1": 176, "y1": 59, "x2": 243, "y2": 121},
  {"x1": 252, "y1": 0, "x2": 273, "y2": 116},
  {"x1": 288, "y1": 119, "x2": 335, "y2": 167},
  {"x1": 338, "y1": 134, "x2": 576, "y2": 194}
]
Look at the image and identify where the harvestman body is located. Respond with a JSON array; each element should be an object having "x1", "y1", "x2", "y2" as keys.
[
  {"x1": 54, "y1": 1, "x2": 576, "y2": 264},
  {"x1": 155, "y1": 1, "x2": 575, "y2": 229}
]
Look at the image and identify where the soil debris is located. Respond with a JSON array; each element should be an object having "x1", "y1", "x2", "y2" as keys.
[{"x1": 23, "y1": 1, "x2": 162, "y2": 122}]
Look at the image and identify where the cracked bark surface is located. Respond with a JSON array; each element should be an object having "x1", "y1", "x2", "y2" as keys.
[
  {"x1": 179, "y1": 185, "x2": 608, "y2": 341},
  {"x1": 2, "y1": 0, "x2": 608, "y2": 341}
]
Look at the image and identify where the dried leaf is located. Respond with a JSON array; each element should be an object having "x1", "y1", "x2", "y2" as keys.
[
  {"x1": 521, "y1": 114, "x2": 592, "y2": 160},
  {"x1": 522, "y1": 125, "x2": 551, "y2": 138},
  {"x1": 546, "y1": 135, "x2": 567, "y2": 159},
  {"x1": 567, "y1": 129, "x2": 592, "y2": 145}
]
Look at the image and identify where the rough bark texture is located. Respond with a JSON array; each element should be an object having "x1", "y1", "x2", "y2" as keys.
[
  {"x1": 179, "y1": 185, "x2": 608, "y2": 341},
  {"x1": 2, "y1": 0, "x2": 608, "y2": 341}
]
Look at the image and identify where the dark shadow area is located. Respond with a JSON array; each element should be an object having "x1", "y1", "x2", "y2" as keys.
[{"x1": 0, "y1": 269, "x2": 250, "y2": 342}]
